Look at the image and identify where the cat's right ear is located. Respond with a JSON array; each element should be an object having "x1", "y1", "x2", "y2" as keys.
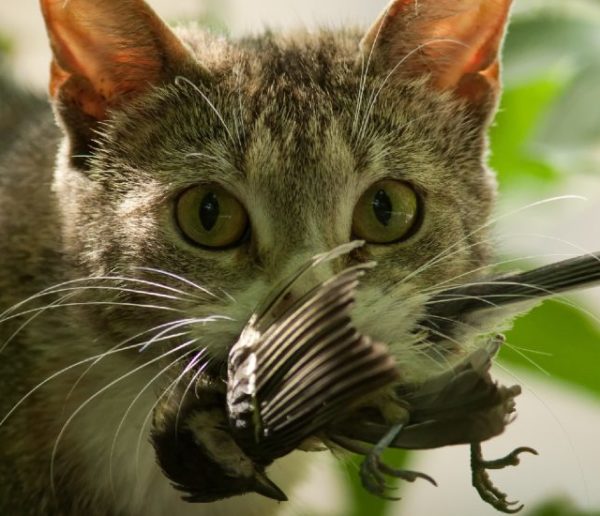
[
  {"x1": 361, "y1": 0, "x2": 513, "y2": 119},
  {"x1": 40, "y1": 0, "x2": 199, "y2": 165}
]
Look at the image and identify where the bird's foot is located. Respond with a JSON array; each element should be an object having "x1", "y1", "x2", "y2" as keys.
[
  {"x1": 470, "y1": 442, "x2": 538, "y2": 514},
  {"x1": 358, "y1": 422, "x2": 437, "y2": 500}
]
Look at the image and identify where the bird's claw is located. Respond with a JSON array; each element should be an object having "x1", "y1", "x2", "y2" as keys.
[
  {"x1": 471, "y1": 443, "x2": 538, "y2": 514},
  {"x1": 360, "y1": 448, "x2": 437, "y2": 500}
]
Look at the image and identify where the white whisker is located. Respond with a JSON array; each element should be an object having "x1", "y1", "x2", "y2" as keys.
[
  {"x1": 108, "y1": 344, "x2": 198, "y2": 494},
  {"x1": 49, "y1": 339, "x2": 197, "y2": 497},
  {"x1": 0, "y1": 341, "x2": 146, "y2": 429},
  {"x1": 174, "y1": 75, "x2": 235, "y2": 143},
  {"x1": 133, "y1": 266, "x2": 221, "y2": 300},
  {"x1": 357, "y1": 38, "x2": 468, "y2": 143},
  {"x1": 399, "y1": 195, "x2": 587, "y2": 287}
]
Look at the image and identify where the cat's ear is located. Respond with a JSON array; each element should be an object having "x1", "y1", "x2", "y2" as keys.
[
  {"x1": 361, "y1": 0, "x2": 512, "y2": 111},
  {"x1": 41, "y1": 0, "x2": 196, "y2": 161}
]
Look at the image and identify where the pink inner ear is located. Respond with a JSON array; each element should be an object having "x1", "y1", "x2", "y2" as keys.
[
  {"x1": 362, "y1": 0, "x2": 512, "y2": 100},
  {"x1": 434, "y1": 2, "x2": 510, "y2": 91},
  {"x1": 41, "y1": 0, "x2": 191, "y2": 120}
]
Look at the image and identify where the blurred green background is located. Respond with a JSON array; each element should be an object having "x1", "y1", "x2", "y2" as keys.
[{"x1": 1, "y1": 0, "x2": 599, "y2": 514}]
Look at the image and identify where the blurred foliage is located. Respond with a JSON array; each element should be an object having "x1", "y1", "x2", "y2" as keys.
[
  {"x1": 0, "y1": 31, "x2": 12, "y2": 68},
  {"x1": 527, "y1": 498, "x2": 600, "y2": 516},
  {"x1": 501, "y1": 299, "x2": 600, "y2": 397},
  {"x1": 489, "y1": 76, "x2": 564, "y2": 189},
  {"x1": 0, "y1": 34, "x2": 10, "y2": 55},
  {"x1": 502, "y1": 0, "x2": 600, "y2": 177}
]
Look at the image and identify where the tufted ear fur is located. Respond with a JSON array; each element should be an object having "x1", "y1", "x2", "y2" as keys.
[
  {"x1": 40, "y1": 0, "x2": 197, "y2": 164},
  {"x1": 361, "y1": 0, "x2": 512, "y2": 115}
]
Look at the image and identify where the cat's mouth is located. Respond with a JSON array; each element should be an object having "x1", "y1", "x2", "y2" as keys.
[{"x1": 150, "y1": 244, "x2": 600, "y2": 504}]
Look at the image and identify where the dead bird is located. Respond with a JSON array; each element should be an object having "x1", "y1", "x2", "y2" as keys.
[{"x1": 152, "y1": 244, "x2": 600, "y2": 513}]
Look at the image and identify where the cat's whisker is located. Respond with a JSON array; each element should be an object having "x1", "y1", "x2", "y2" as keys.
[
  {"x1": 66, "y1": 327, "x2": 193, "y2": 401},
  {"x1": 174, "y1": 75, "x2": 235, "y2": 144},
  {"x1": 236, "y1": 63, "x2": 247, "y2": 142},
  {"x1": 49, "y1": 339, "x2": 198, "y2": 498},
  {"x1": 133, "y1": 266, "x2": 222, "y2": 301},
  {"x1": 357, "y1": 37, "x2": 468, "y2": 143},
  {"x1": 422, "y1": 252, "x2": 579, "y2": 295},
  {"x1": 0, "y1": 301, "x2": 183, "y2": 329},
  {"x1": 193, "y1": 359, "x2": 214, "y2": 398},
  {"x1": 0, "y1": 341, "x2": 148, "y2": 430},
  {"x1": 492, "y1": 360, "x2": 590, "y2": 499},
  {"x1": 419, "y1": 311, "x2": 547, "y2": 372},
  {"x1": 501, "y1": 341, "x2": 551, "y2": 376},
  {"x1": 353, "y1": 0, "x2": 396, "y2": 136},
  {"x1": 353, "y1": 47, "x2": 367, "y2": 136},
  {"x1": 399, "y1": 195, "x2": 588, "y2": 287},
  {"x1": 0, "y1": 274, "x2": 196, "y2": 322},
  {"x1": 175, "y1": 351, "x2": 211, "y2": 433},
  {"x1": 9, "y1": 284, "x2": 189, "y2": 305},
  {"x1": 71, "y1": 317, "x2": 201, "y2": 392},
  {"x1": 133, "y1": 353, "x2": 214, "y2": 482},
  {"x1": 108, "y1": 344, "x2": 198, "y2": 496},
  {"x1": 430, "y1": 285, "x2": 600, "y2": 332},
  {"x1": 183, "y1": 347, "x2": 209, "y2": 375},
  {"x1": 139, "y1": 316, "x2": 230, "y2": 352},
  {"x1": 414, "y1": 323, "x2": 463, "y2": 366},
  {"x1": 425, "y1": 229, "x2": 600, "y2": 294},
  {"x1": 417, "y1": 339, "x2": 456, "y2": 373},
  {"x1": 502, "y1": 344, "x2": 553, "y2": 357},
  {"x1": 137, "y1": 318, "x2": 201, "y2": 353},
  {"x1": 133, "y1": 362, "x2": 199, "y2": 480},
  {"x1": 378, "y1": 233, "x2": 507, "y2": 299},
  {"x1": 0, "y1": 291, "x2": 79, "y2": 354},
  {"x1": 232, "y1": 62, "x2": 246, "y2": 148},
  {"x1": 426, "y1": 278, "x2": 576, "y2": 305}
]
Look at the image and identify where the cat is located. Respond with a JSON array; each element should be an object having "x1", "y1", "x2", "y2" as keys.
[{"x1": 0, "y1": 0, "x2": 516, "y2": 514}]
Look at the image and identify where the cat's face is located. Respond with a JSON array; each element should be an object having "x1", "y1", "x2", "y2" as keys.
[
  {"x1": 40, "y1": 0, "x2": 512, "y2": 503},
  {"x1": 48, "y1": 0, "x2": 508, "y2": 383}
]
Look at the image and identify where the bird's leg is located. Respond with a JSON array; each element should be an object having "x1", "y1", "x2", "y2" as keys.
[
  {"x1": 470, "y1": 442, "x2": 538, "y2": 514},
  {"x1": 331, "y1": 418, "x2": 436, "y2": 500}
]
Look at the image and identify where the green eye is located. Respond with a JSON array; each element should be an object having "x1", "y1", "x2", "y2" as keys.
[
  {"x1": 176, "y1": 185, "x2": 249, "y2": 248},
  {"x1": 352, "y1": 180, "x2": 420, "y2": 244}
]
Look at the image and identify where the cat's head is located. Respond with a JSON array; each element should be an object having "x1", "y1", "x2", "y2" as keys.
[{"x1": 41, "y1": 0, "x2": 512, "y2": 501}]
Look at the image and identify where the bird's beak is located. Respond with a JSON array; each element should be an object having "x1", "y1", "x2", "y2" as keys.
[{"x1": 252, "y1": 471, "x2": 288, "y2": 501}]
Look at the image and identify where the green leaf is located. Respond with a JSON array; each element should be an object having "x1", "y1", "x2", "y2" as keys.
[
  {"x1": 489, "y1": 77, "x2": 565, "y2": 188},
  {"x1": 500, "y1": 299, "x2": 600, "y2": 397}
]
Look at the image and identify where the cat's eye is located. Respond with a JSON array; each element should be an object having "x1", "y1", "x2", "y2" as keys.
[
  {"x1": 176, "y1": 185, "x2": 249, "y2": 248},
  {"x1": 352, "y1": 180, "x2": 419, "y2": 244}
]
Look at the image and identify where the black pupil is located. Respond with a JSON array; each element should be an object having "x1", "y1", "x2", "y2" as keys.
[
  {"x1": 372, "y1": 189, "x2": 393, "y2": 226},
  {"x1": 199, "y1": 192, "x2": 220, "y2": 231}
]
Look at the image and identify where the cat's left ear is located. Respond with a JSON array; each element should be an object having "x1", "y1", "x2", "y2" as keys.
[{"x1": 361, "y1": 0, "x2": 513, "y2": 113}]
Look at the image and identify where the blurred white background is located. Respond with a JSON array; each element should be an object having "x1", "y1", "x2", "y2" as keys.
[{"x1": 1, "y1": 1, "x2": 599, "y2": 515}]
